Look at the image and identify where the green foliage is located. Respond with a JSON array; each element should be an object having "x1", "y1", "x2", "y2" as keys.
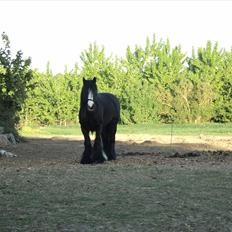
[
  {"x1": 186, "y1": 41, "x2": 223, "y2": 122},
  {"x1": 0, "y1": 65, "x2": 5, "y2": 74},
  {"x1": 18, "y1": 35, "x2": 232, "y2": 126},
  {"x1": 0, "y1": 32, "x2": 32, "y2": 134},
  {"x1": 21, "y1": 66, "x2": 81, "y2": 126},
  {"x1": 213, "y1": 51, "x2": 232, "y2": 122}
]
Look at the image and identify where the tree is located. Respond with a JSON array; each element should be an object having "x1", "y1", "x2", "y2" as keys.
[
  {"x1": 187, "y1": 41, "x2": 225, "y2": 122},
  {"x1": 0, "y1": 32, "x2": 32, "y2": 135}
]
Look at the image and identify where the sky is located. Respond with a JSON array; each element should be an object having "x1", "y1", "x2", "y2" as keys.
[{"x1": 1, "y1": 0, "x2": 232, "y2": 73}]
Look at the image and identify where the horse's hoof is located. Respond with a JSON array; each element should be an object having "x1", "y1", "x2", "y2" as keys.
[
  {"x1": 80, "y1": 157, "x2": 92, "y2": 164},
  {"x1": 92, "y1": 156, "x2": 106, "y2": 164},
  {"x1": 95, "y1": 159, "x2": 105, "y2": 164},
  {"x1": 107, "y1": 154, "x2": 116, "y2": 161}
]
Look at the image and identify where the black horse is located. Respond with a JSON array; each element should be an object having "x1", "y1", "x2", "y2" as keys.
[{"x1": 79, "y1": 77, "x2": 120, "y2": 164}]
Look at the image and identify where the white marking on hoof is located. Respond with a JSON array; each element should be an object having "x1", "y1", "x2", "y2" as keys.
[{"x1": 102, "y1": 150, "x2": 108, "y2": 161}]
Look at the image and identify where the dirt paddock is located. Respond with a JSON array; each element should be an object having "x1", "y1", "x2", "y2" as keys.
[
  {"x1": 1, "y1": 135, "x2": 232, "y2": 231},
  {"x1": 1, "y1": 134, "x2": 232, "y2": 168}
]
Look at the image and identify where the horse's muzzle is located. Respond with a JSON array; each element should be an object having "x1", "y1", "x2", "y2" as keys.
[
  {"x1": 87, "y1": 99, "x2": 95, "y2": 111},
  {"x1": 87, "y1": 105, "x2": 95, "y2": 111}
]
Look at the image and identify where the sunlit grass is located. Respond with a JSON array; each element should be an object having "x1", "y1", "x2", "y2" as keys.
[
  {"x1": 20, "y1": 123, "x2": 232, "y2": 137},
  {"x1": 20, "y1": 125, "x2": 82, "y2": 137},
  {"x1": 118, "y1": 123, "x2": 232, "y2": 135}
]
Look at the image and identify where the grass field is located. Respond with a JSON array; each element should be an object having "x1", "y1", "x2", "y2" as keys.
[
  {"x1": 20, "y1": 123, "x2": 232, "y2": 137},
  {"x1": 1, "y1": 123, "x2": 231, "y2": 231},
  {"x1": 1, "y1": 163, "x2": 232, "y2": 232}
]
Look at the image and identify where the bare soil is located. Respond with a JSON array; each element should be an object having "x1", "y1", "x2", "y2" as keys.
[{"x1": 1, "y1": 134, "x2": 232, "y2": 168}]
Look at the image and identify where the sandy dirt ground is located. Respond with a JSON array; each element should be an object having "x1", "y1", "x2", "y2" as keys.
[{"x1": 1, "y1": 134, "x2": 232, "y2": 168}]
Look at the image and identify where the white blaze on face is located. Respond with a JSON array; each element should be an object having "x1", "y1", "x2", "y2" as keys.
[{"x1": 87, "y1": 89, "x2": 94, "y2": 108}]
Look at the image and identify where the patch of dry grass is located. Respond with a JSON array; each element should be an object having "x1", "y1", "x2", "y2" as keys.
[{"x1": 0, "y1": 164, "x2": 232, "y2": 231}]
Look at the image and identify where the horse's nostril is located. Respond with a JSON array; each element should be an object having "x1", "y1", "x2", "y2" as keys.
[{"x1": 88, "y1": 104, "x2": 95, "y2": 111}]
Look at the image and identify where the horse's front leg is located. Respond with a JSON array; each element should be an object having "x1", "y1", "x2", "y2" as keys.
[
  {"x1": 80, "y1": 126, "x2": 92, "y2": 164},
  {"x1": 93, "y1": 125, "x2": 108, "y2": 163}
]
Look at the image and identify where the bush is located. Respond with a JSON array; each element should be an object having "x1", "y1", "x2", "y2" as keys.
[{"x1": 0, "y1": 33, "x2": 32, "y2": 135}]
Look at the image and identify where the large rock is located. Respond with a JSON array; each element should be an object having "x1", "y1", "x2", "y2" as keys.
[
  {"x1": 0, "y1": 133, "x2": 17, "y2": 157},
  {"x1": 0, "y1": 133, "x2": 16, "y2": 147},
  {"x1": 0, "y1": 149, "x2": 16, "y2": 157}
]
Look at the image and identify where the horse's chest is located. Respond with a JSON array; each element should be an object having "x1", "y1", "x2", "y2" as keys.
[
  {"x1": 79, "y1": 107, "x2": 103, "y2": 131},
  {"x1": 85, "y1": 118, "x2": 98, "y2": 131},
  {"x1": 81, "y1": 113, "x2": 99, "y2": 131}
]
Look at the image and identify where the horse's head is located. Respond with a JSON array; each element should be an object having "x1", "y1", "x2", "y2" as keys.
[{"x1": 81, "y1": 77, "x2": 98, "y2": 112}]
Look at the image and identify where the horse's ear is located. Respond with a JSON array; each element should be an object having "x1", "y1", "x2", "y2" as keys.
[
  {"x1": 83, "y1": 77, "x2": 86, "y2": 83},
  {"x1": 93, "y1": 77, "x2": 97, "y2": 83}
]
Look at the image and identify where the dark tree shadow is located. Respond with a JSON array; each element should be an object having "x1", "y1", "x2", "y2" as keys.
[{"x1": 1, "y1": 137, "x2": 231, "y2": 168}]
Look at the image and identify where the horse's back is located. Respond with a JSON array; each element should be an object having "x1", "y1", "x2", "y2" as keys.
[{"x1": 98, "y1": 93, "x2": 120, "y2": 121}]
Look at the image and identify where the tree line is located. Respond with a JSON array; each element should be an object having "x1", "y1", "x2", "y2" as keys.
[{"x1": 0, "y1": 33, "x2": 232, "y2": 134}]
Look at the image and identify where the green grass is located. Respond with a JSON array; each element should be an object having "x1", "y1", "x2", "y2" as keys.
[
  {"x1": 20, "y1": 125, "x2": 82, "y2": 137},
  {"x1": 20, "y1": 123, "x2": 232, "y2": 137},
  {"x1": 1, "y1": 165, "x2": 232, "y2": 231},
  {"x1": 118, "y1": 123, "x2": 232, "y2": 136}
]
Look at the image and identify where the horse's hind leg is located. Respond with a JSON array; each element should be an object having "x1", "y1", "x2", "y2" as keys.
[
  {"x1": 107, "y1": 120, "x2": 118, "y2": 160},
  {"x1": 102, "y1": 128, "x2": 109, "y2": 159},
  {"x1": 93, "y1": 125, "x2": 108, "y2": 163}
]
